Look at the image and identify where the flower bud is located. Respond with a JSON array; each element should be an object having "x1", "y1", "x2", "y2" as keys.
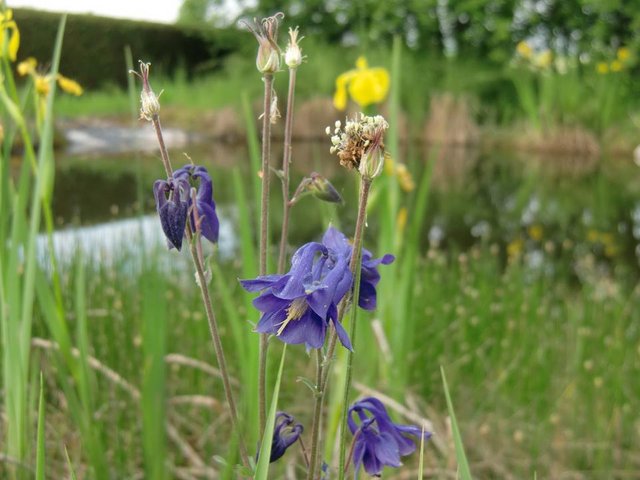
[
  {"x1": 284, "y1": 27, "x2": 303, "y2": 68},
  {"x1": 241, "y1": 13, "x2": 284, "y2": 75},
  {"x1": 307, "y1": 172, "x2": 342, "y2": 203},
  {"x1": 359, "y1": 140, "x2": 385, "y2": 180},
  {"x1": 257, "y1": 43, "x2": 280, "y2": 73}
]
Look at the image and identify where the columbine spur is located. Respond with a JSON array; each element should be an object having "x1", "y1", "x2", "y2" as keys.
[
  {"x1": 348, "y1": 397, "x2": 431, "y2": 477},
  {"x1": 322, "y1": 226, "x2": 394, "y2": 310},
  {"x1": 240, "y1": 242, "x2": 352, "y2": 350}
]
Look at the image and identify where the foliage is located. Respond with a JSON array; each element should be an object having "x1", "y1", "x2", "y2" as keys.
[{"x1": 12, "y1": 8, "x2": 242, "y2": 89}]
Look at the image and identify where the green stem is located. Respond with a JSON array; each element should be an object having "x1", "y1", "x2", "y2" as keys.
[
  {"x1": 337, "y1": 177, "x2": 372, "y2": 479},
  {"x1": 258, "y1": 73, "x2": 274, "y2": 439},
  {"x1": 277, "y1": 67, "x2": 298, "y2": 274},
  {"x1": 187, "y1": 226, "x2": 250, "y2": 468},
  {"x1": 151, "y1": 115, "x2": 173, "y2": 178},
  {"x1": 306, "y1": 348, "x2": 325, "y2": 479}
]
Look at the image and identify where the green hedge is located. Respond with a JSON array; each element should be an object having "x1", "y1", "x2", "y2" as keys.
[{"x1": 13, "y1": 8, "x2": 245, "y2": 89}]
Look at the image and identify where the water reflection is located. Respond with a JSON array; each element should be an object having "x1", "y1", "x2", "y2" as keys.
[
  {"x1": 38, "y1": 212, "x2": 236, "y2": 268},
  {"x1": 50, "y1": 140, "x2": 640, "y2": 274}
]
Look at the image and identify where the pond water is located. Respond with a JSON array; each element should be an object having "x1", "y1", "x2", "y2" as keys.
[{"x1": 49, "y1": 137, "x2": 640, "y2": 278}]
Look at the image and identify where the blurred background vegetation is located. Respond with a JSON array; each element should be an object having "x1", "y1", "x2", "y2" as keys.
[{"x1": 3, "y1": 1, "x2": 640, "y2": 479}]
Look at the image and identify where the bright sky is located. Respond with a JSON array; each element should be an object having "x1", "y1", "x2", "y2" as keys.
[{"x1": 7, "y1": 0, "x2": 184, "y2": 24}]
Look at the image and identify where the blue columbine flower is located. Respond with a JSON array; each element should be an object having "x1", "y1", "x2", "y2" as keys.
[
  {"x1": 174, "y1": 164, "x2": 220, "y2": 244},
  {"x1": 240, "y1": 242, "x2": 353, "y2": 350},
  {"x1": 348, "y1": 397, "x2": 431, "y2": 477},
  {"x1": 322, "y1": 227, "x2": 394, "y2": 310},
  {"x1": 153, "y1": 176, "x2": 190, "y2": 251},
  {"x1": 269, "y1": 412, "x2": 303, "y2": 463}
]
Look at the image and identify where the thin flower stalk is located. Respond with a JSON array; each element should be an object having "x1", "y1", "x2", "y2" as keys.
[
  {"x1": 277, "y1": 62, "x2": 298, "y2": 274},
  {"x1": 337, "y1": 176, "x2": 372, "y2": 479},
  {"x1": 135, "y1": 61, "x2": 250, "y2": 468},
  {"x1": 185, "y1": 217, "x2": 251, "y2": 468},
  {"x1": 258, "y1": 72, "x2": 274, "y2": 439}
]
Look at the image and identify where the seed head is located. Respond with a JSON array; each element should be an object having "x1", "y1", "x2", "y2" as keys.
[
  {"x1": 328, "y1": 113, "x2": 389, "y2": 180},
  {"x1": 241, "y1": 13, "x2": 284, "y2": 74},
  {"x1": 284, "y1": 27, "x2": 304, "y2": 68},
  {"x1": 130, "y1": 61, "x2": 161, "y2": 121}
]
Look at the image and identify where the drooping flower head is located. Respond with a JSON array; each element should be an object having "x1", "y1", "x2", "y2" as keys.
[
  {"x1": 269, "y1": 412, "x2": 303, "y2": 463},
  {"x1": 240, "y1": 13, "x2": 284, "y2": 74},
  {"x1": 153, "y1": 176, "x2": 190, "y2": 251},
  {"x1": 322, "y1": 227, "x2": 393, "y2": 310},
  {"x1": 328, "y1": 114, "x2": 389, "y2": 180},
  {"x1": 240, "y1": 242, "x2": 352, "y2": 350},
  {"x1": 348, "y1": 397, "x2": 431, "y2": 477},
  {"x1": 333, "y1": 56, "x2": 389, "y2": 111},
  {"x1": 174, "y1": 164, "x2": 219, "y2": 245}
]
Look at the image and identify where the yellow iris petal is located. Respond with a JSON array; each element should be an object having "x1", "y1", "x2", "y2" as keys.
[
  {"x1": 333, "y1": 57, "x2": 390, "y2": 109},
  {"x1": 355, "y1": 56, "x2": 368, "y2": 70},
  {"x1": 333, "y1": 70, "x2": 355, "y2": 111},
  {"x1": 57, "y1": 74, "x2": 84, "y2": 96},
  {"x1": 7, "y1": 21, "x2": 19, "y2": 61},
  {"x1": 35, "y1": 75, "x2": 51, "y2": 96},
  {"x1": 348, "y1": 67, "x2": 389, "y2": 108},
  {"x1": 17, "y1": 56, "x2": 36, "y2": 76}
]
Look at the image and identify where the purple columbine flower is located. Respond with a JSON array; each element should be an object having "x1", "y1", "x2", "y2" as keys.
[
  {"x1": 173, "y1": 164, "x2": 219, "y2": 244},
  {"x1": 269, "y1": 412, "x2": 303, "y2": 463},
  {"x1": 348, "y1": 397, "x2": 431, "y2": 477},
  {"x1": 240, "y1": 242, "x2": 352, "y2": 350},
  {"x1": 322, "y1": 227, "x2": 394, "y2": 310},
  {"x1": 153, "y1": 176, "x2": 190, "y2": 250}
]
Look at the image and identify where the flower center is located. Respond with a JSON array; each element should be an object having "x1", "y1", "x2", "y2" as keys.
[{"x1": 276, "y1": 297, "x2": 308, "y2": 336}]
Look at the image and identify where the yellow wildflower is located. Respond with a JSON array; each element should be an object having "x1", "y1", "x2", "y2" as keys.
[
  {"x1": 596, "y1": 62, "x2": 609, "y2": 74},
  {"x1": 0, "y1": 9, "x2": 20, "y2": 61},
  {"x1": 34, "y1": 75, "x2": 50, "y2": 96},
  {"x1": 17, "y1": 57, "x2": 83, "y2": 98},
  {"x1": 610, "y1": 60, "x2": 623, "y2": 72},
  {"x1": 617, "y1": 47, "x2": 630, "y2": 62},
  {"x1": 586, "y1": 229, "x2": 600, "y2": 243},
  {"x1": 527, "y1": 224, "x2": 543, "y2": 241},
  {"x1": 533, "y1": 50, "x2": 553, "y2": 69},
  {"x1": 333, "y1": 56, "x2": 389, "y2": 110},
  {"x1": 507, "y1": 237, "x2": 524, "y2": 260},
  {"x1": 516, "y1": 41, "x2": 532, "y2": 59},
  {"x1": 57, "y1": 74, "x2": 83, "y2": 96},
  {"x1": 395, "y1": 163, "x2": 415, "y2": 192},
  {"x1": 396, "y1": 207, "x2": 408, "y2": 233},
  {"x1": 17, "y1": 56, "x2": 36, "y2": 76}
]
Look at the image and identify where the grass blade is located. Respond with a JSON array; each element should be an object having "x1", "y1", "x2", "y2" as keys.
[
  {"x1": 35, "y1": 373, "x2": 45, "y2": 480},
  {"x1": 254, "y1": 345, "x2": 287, "y2": 479},
  {"x1": 440, "y1": 366, "x2": 472, "y2": 480}
]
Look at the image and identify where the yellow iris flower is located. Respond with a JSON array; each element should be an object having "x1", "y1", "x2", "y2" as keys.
[
  {"x1": 0, "y1": 9, "x2": 20, "y2": 61},
  {"x1": 17, "y1": 57, "x2": 83, "y2": 96},
  {"x1": 333, "y1": 56, "x2": 389, "y2": 110}
]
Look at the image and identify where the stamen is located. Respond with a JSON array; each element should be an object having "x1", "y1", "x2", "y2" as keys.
[{"x1": 276, "y1": 297, "x2": 308, "y2": 336}]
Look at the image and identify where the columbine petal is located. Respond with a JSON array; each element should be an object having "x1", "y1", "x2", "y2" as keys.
[{"x1": 348, "y1": 397, "x2": 430, "y2": 477}]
